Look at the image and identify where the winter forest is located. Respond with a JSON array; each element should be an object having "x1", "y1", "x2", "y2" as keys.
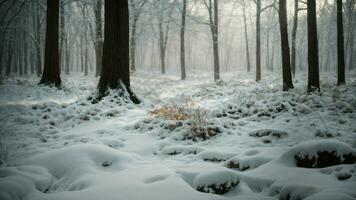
[{"x1": 0, "y1": 0, "x2": 356, "y2": 199}]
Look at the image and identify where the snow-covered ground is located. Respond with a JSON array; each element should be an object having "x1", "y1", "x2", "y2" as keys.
[{"x1": 1, "y1": 71, "x2": 356, "y2": 200}]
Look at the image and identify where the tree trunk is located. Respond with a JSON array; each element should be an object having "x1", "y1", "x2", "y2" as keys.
[
  {"x1": 130, "y1": 17, "x2": 138, "y2": 72},
  {"x1": 98, "y1": 0, "x2": 140, "y2": 104},
  {"x1": 59, "y1": 2, "x2": 65, "y2": 71},
  {"x1": 279, "y1": 0, "x2": 294, "y2": 91},
  {"x1": 337, "y1": 0, "x2": 345, "y2": 85},
  {"x1": 40, "y1": 0, "x2": 61, "y2": 87},
  {"x1": 65, "y1": 43, "x2": 70, "y2": 75},
  {"x1": 291, "y1": 0, "x2": 298, "y2": 77},
  {"x1": 307, "y1": 0, "x2": 320, "y2": 93},
  {"x1": 6, "y1": 42, "x2": 14, "y2": 76},
  {"x1": 94, "y1": 0, "x2": 103, "y2": 77},
  {"x1": 242, "y1": 6, "x2": 251, "y2": 72},
  {"x1": 180, "y1": 0, "x2": 187, "y2": 80},
  {"x1": 158, "y1": 16, "x2": 166, "y2": 74},
  {"x1": 256, "y1": 0, "x2": 261, "y2": 81},
  {"x1": 213, "y1": 0, "x2": 220, "y2": 81}
]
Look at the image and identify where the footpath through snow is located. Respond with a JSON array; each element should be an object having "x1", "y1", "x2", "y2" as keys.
[{"x1": 0, "y1": 71, "x2": 356, "y2": 200}]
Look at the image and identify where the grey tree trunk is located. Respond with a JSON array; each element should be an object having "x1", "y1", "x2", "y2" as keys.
[
  {"x1": 180, "y1": 0, "x2": 187, "y2": 80},
  {"x1": 291, "y1": 0, "x2": 298, "y2": 77},
  {"x1": 130, "y1": 17, "x2": 138, "y2": 72},
  {"x1": 94, "y1": 0, "x2": 103, "y2": 77},
  {"x1": 242, "y1": 6, "x2": 251, "y2": 72},
  {"x1": 256, "y1": 0, "x2": 261, "y2": 81}
]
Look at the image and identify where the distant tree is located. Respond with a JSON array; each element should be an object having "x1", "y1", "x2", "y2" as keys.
[
  {"x1": 94, "y1": 0, "x2": 103, "y2": 77},
  {"x1": 253, "y1": 0, "x2": 274, "y2": 82},
  {"x1": 239, "y1": 0, "x2": 251, "y2": 72},
  {"x1": 337, "y1": 0, "x2": 345, "y2": 85},
  {"x1": 345, "y1": 0, "x2": 355, "y2": 70},
  {"x1": 203, "y1": 0, "x2": 220, "y2": 81},
  {"x1": 278, "y1": 0, "x2": 294, "y2": 91},
  {"x1": 255, "y1": 0, "x2": 261, "y2": 81},
  {"x1": 98, "y1": 0, "x2": 140, "y2": 104},
  {"x1": 129, "y1": 0, "x2": 148, "y2": 73},
  {"x1": 180, "y1": 0, "x2": 187, "y2": 80},
  {"x1": 307, "y1": 0, "x2": 320, "y2": 93},
  {"x1": 291, "y1": 0, "x2": 299, "y2": 77},
  {"x1": 40, "y1": 0, "x2": 61, "y2": 87},
  {"x1": 153, "y1": 0, "x2": 174, "y2": 74}
]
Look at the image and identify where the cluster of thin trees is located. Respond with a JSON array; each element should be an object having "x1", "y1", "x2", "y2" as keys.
[{"x1": 0, "y1": 0, "x2": 355, "y2": 100}]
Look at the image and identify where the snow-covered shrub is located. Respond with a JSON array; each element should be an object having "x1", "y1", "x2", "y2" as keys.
[
  {"x1": 249, "y1": 129, "x2": 288, "y2": 138},
  {"x1": 278, "y1": 140, "x2": 356, "y2": 168},
  {"x1": 225, "y1": 155, "x2": 272, "y2": 171},
  {"x1": 146, "y1": 104, "x2": 222, "y2": 141},
  {"x1": 193, "y1": 170, "x2": 240, "y2": 194},
  {"x1": 198, "y1": 150, "x2": 236, "y2": 163}
]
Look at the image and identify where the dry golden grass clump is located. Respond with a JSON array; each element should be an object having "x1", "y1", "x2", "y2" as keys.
[
  {"x1": 149, "y1": 105, "x2": 189, "y2": 121},
  {"x1": 149, "y1": 104, "x2": 220, "y2": 140}
]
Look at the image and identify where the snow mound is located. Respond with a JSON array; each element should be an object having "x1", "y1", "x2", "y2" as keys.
[
  {"x1": 226, "y1": 155, "x2": 273, "y2": 171},
  {"x1": 269, "y1": 184, "x2": 318, "y2": 200},
  {"x1": 161, "y1": 145, "x2": 205, "y2": 155},
  {"x1": 19, "y1": 144, "x2": 136, "y2": 193},
  {"x1": 305, "y1": 191, "x2": 356, "y2": 200},
  {"x1": 193, "y1": 169, "x2": 240, "y2": 194},
  {"x1": 278, "y1": 140, "x2": 356, "y2": 168},
  {"x1": 198, "y1": 150, "x2": 236, "y2": 162},
  {"x1": 0, "y1": 166, "x2": 53, "y2": 200},
  {"x1": 248, "y1": 129, "x2": 288, "y2": 138},
  {"x1": 248, "y1": 129, "x2": 288, "y2": 144}
]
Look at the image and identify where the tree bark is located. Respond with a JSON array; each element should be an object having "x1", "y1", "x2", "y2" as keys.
[
  {"x1": 211, "y1": 0, "x2": 220, "y2": 81},
  {"x1": 40, "y1": 0, "x2": 61, "y2": 87},
  {"x1": 337, "y1": 0, "x2": 345, "y2": 85},
  {"x1": 94, "y1": 0, "x2": 103, "y2": 77},
  {"x1": 98, "y1": 0, "x2": 140, "y2": 104},
  {"x1": 59, "y1": 2, "x2": 65, "y2": 71},
  {"x1": 256, "y1": 0, "x2": 261, "y2": 81},
  {"x1": 180, "y1": 0, "x2": 187, "y2": 80},
  {"x1": 307, "y1": 0, "x2": 320, "y2": 93},
  {"x1": 279, "y1": 0, "x2": 294, "y2": 91},
  {"x1": 291, "y1": 0, "x2": 298, "y2": 77},
  {"x1": 130, "y1": 16, "x2": 138, "y2": 72},
  {"x1": 242, "y1": 6, "x2": 251, "y2": 72}
]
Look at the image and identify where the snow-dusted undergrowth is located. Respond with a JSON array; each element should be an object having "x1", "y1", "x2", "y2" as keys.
[{"x1": 0, "y1": 71, "x2": 355, "y2": 200}]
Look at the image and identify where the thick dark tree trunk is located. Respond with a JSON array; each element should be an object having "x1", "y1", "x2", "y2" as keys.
[
  {"x1": 242, "y1": 6, "x2": 251, "y2": 72},
  {"x1": 337, "y1": 0, "x2": 345, "y2": 85},
  {"x1": 279, "y1": 0, "x2": 294, "y2": 91},
  {"x1": 98, "y1": 0, "x2": 140, "y2": 104},
  {"x1": 180, "y1": 0, "x2": 187, "y2": 80},
  {"x1": 291, "y1": 0, "x2": 298, "y2": 77},
  {"x1": 40, "y1": 0, "x2": 61, "y2": 87},
  {"x1": 256, "y1": 0, "x2": 261, "y2": 81},
  {"x1": 94, "y1": 0, "x2": 103, "y2": 77},
  {"x1": 307, "y1": 0, "x2": 320, "y2": 93}
]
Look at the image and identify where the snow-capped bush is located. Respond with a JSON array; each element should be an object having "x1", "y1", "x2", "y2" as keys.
[
  {"x1": 193, "y1": 169, "x2": 240, "y2": 194},
  {"x1": 278, "y1": 140, "x2": 356, "y2": 168}
]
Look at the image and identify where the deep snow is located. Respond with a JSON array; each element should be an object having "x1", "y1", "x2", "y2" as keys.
[{"x1": 0, "y1": 71, "x2": 356, "y2": 200}]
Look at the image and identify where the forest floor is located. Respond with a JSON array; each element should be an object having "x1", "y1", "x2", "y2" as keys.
[{"x1": 1, "y1": 71, "x2": 356, "y2": 200}]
